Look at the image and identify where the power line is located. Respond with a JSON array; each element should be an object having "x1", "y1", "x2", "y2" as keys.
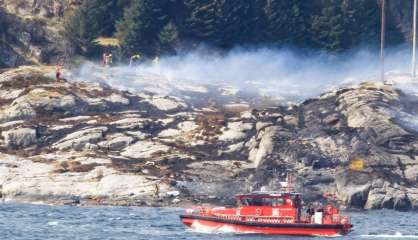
[
  {"x1": 380, "y1": 0, "x2": 386, "y2": 83},
  {"x1": 413, "y1": 0, "x2": 417, "y2": 80}
]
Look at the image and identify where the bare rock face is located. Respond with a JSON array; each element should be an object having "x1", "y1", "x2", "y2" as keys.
[
  {"x1": 364, "y1": 192, "x2": 386, "y2": 210},
  {"x1": 344, "y1": 184, "x2": 371, "y2": 208},
  {"x1": 411, "y1": 195, "x2": 418, "y2": 210},
  {"x1": 0, "y1": 67, "x2": 418, "y2": 210},
  {"x1": 98, "y1": 134, "x2": 134, "y2": 151},
  {"x1": 219, "y1": 121, "x2": 253, "y2": 142},
  {"x1": 393, "y1": 193, "x2": 412, "y2": 211},
  {"x1": 1, "y1": 127, "x2": 37, "y2": 148},
  {"x1": 248, "y1": 126, "x2": 278, "y2": 167},
  {"x1": 53, "y1": 127, "x2": 107, "y2": 150},
  {"x1": 250, "y1": 82, "x2": 418, "y2": 211},
  {"x1": 4, "y1": 89, "x2": 77, "y2": 121},
  {"x1": 121, "y1": 141, "x2": 171, "y2": 159},
  {"x1": 0, "y1": 1, "x2": 71, "y2": 67},
  {"x1": 144, "y1": 96, "x2": 187, "y2": 112}
]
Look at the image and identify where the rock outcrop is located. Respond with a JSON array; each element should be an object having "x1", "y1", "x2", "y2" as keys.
[
  {"x1": 2, "y1": 127, "x2": 37, "y2": 148},
  {"x1": 0, "y1": 66, "x2": 417, "y2": 210},
  {"x1": 0, "y1": 1, "x2": 70, "y2": 67}
]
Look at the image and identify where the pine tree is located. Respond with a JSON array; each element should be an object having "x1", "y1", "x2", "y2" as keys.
[
  {"x1": 340, "y1": 0, "x2": 380, "y2": 49},
  {"x1": 0, "y1": 7, "x2": 10, "y2": 66},
  {"x1": 265, "y1": 0, "x2": 313, "y2": 47},
  {"x1": 311, "y1": 0, "x2": 345, "y2": 52},
  {"x1": 182, "y1": 0, "x2": 220, "y2": 43},
  {"x1": 159, "y1": 22, "x2": 179, "y2": 54},
  {"x1": 0, "y1": 7, "x2": 8, "y2": 42},
  {"x1": 63, "y1": 0, "x2": 128, "y2": 51},
  {"x1": 61, "y1": 0, "x2": 408, "y2": 57},
  {"x1": 63, "y1": 1, "x2": 95, "y2": 51},
  {"x1": 244, "y1": 0, "x2": 269, "y2": 44},
  {"x1": 116, "y1": 0, "x2": 169, "y2": 56},
  {"x1": 182, "y1": 0, "x2": 267, "y2": 48},
  {"x1": 217, "y1": 0, "x2": 267, "y2": 47}
]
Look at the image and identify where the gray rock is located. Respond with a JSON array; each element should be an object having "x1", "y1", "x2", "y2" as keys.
[
  {"x1": 405, "y1": 165, "x2": 418, "y2": 183},
  {"x1": 393, "y1": 193, "x2": 412, "y2": 211},
  {"x1": 121, "y1": 141, "x2": 170, "y2": 159},
  {"x1": 284, "y1": 115, "x2": 298, "y2": 128},
  {"x1": 346, "y1": 184, "x2": 371, "y2": 208},
  {"x1": 364, "y1": 192, "x2": 385, "y2": 210},
  {"x1": 3, "y1": 88, "x2": 77, "y2": 121},
  {"x1": 248, "y1": 126, "x2": 278, "y2": 167},
  {"x1": 1, "y1": 127, "x2": 37, "y2": 148},
  {"x1": 3, "y1": 102, "x2": 36, "y2": 121},
  {"x1": 53, "y1": 127, "x2": 107, "y2": 150},
  {"x1": 84, "y1": 143, "x2": 99, "y2": 151},
  {"x1": 381, "y1": 195, "x2": 394, "y2": 209},
  {"x1": 145, "y1": 96, "x2": 187, "y2": 112},
  {"x1": 99, "y1": 135, "x2": 134, "y2": 151},
  {"x1": 106, "y1": 94, "x2": 130, "y2": 105},
  {"x1": 218, "y1": 121, "x2": 253, "y2": 142},
  {"x1": 410, "y1": 195, "x2": 418, "y2": 210}
]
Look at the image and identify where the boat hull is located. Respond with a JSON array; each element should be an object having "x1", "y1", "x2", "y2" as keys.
[{"x1": 180, "y1": 214, "x2": 352, "y2": 236}]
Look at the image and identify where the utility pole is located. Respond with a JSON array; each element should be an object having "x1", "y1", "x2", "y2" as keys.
[
  {"x1": 413, "y1": 0, "x2": 417, "y2": 80},
  {"x1": 380, "y1": 0, "x2": 386, "y2": 83}
]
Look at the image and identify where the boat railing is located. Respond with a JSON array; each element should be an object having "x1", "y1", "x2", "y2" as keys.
[
  {"x1": 186, "y1": 207, "x2": 209, "y2": 215},
  {"x1": 211, "y1": 212, "x2": 295, "y2": 224},
  {"x1": 188, "y1": 207, "x2": 350, "y2": 225},
  {"x1": 333, "y1": 215, "x2": 351, "y2": 225}
]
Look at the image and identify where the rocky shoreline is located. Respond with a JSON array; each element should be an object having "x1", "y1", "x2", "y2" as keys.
[{"x1": 0, "y1": 66, "x2": 417, "y2": 211}]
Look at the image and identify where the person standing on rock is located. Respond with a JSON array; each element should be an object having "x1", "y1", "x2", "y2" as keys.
[
  {"x1": 129, "y1": 54, "x2": 141, "y2": 67},
  {"x1": 107, "y1": 53, "x2": 113, "y2": 67},
  {"x1": 55, "y1": 64, "x2": 61, "y2": 83},
  {"x1": 102, "y1": 53, "x2": 107, "y2": 67},
  {"x1": 154, "y1": 183, "x2": 160, "y2": 198}
]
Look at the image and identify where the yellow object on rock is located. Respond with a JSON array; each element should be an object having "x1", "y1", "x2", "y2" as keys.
[{"x1": 349, "y1": 159, "x2": 364, "y2": 171}]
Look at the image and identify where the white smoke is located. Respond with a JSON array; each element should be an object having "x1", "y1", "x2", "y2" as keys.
[{"x1": 72, "y1": 45, "x2": 414, "y2": 103}]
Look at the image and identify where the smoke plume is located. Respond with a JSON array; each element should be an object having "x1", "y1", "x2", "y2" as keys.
[{"x1": 73, "y1": 45, "x2": 414, "y2": 102}]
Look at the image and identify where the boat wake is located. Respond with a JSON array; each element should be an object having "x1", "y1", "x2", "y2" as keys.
[
  {"x1": 188, "y1": 221, "x2": 255, "y2": 235},
  {"x1": 361, "y1": 232, "x2": 418, "y2": 239}
]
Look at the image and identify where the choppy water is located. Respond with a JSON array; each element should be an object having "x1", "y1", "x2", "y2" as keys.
[{"x1": 1, "y1": 203, "x2": 417, "y2": 240}]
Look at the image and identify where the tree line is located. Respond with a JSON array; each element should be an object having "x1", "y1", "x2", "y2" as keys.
[{"x1": 64, "y1": 0, "x2": 405, "y2": 58}]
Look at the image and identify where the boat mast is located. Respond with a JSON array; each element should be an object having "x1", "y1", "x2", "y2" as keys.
[
  {"x1": 380, "y1": 0, "x2": 386, "y2": 83},
  {"x1": 413, "y1": 0, "x2": 417, "y2": 80}
]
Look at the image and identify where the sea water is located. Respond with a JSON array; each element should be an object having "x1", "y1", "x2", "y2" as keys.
[{"x1": 0, "y1": 203, "x2": 417, "y2": 240}]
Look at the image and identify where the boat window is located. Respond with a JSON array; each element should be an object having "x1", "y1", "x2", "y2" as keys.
[
  {"x1": 240, "y1": 198, "x2": 252, "y2": 206},
  {"x1": 252, "y1": 198, "x2": 264, "y2": 206},
  {"x1": 240, "y1": 197, "x2": 285, "y2": 206},
  {"x1": 272, "y1": 198, "x2": 285, "y2": 206},
  {"x1": 262, "y1": 198, "x2": 273, "y2": 206}
]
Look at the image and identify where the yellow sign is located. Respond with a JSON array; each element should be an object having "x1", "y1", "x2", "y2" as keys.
[{"x1": 349, "y1": 159, "x2": 364, "y2": 171}]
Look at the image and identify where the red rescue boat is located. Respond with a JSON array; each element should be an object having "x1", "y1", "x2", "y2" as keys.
[{"x1": 180, "y1": 182, "x2": 353, "y2": 236}]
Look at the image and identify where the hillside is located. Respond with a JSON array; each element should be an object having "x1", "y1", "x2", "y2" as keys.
[
  {"x1": 0, "y1": 66, "x2": 417, "y2": 211},
  {"x1": 0, "y1": 0, "x2": 415, "y2": 67},
  {"x1": 0, "y1": 0, "x2": 70, "y2": 67}
]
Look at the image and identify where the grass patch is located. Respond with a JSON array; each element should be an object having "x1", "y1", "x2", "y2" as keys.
[{"x1": 94, "y1": 37, "x2": 120, "y2": 47}]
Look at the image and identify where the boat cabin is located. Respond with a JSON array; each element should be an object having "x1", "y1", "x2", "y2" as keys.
[{"x1": 235, "y1": 191, "x2": 301, "y2": 219}]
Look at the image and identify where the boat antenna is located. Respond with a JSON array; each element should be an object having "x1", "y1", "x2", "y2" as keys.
[
  {"x1": 413, "y1": 0, "x2": 417, "y2": 80},
  {"x1": 380, "y1": 0, "x2": 386, "y2": 83},
  {"x1": 285, "y1": 173, "x2": 294, "y2": 192}
]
